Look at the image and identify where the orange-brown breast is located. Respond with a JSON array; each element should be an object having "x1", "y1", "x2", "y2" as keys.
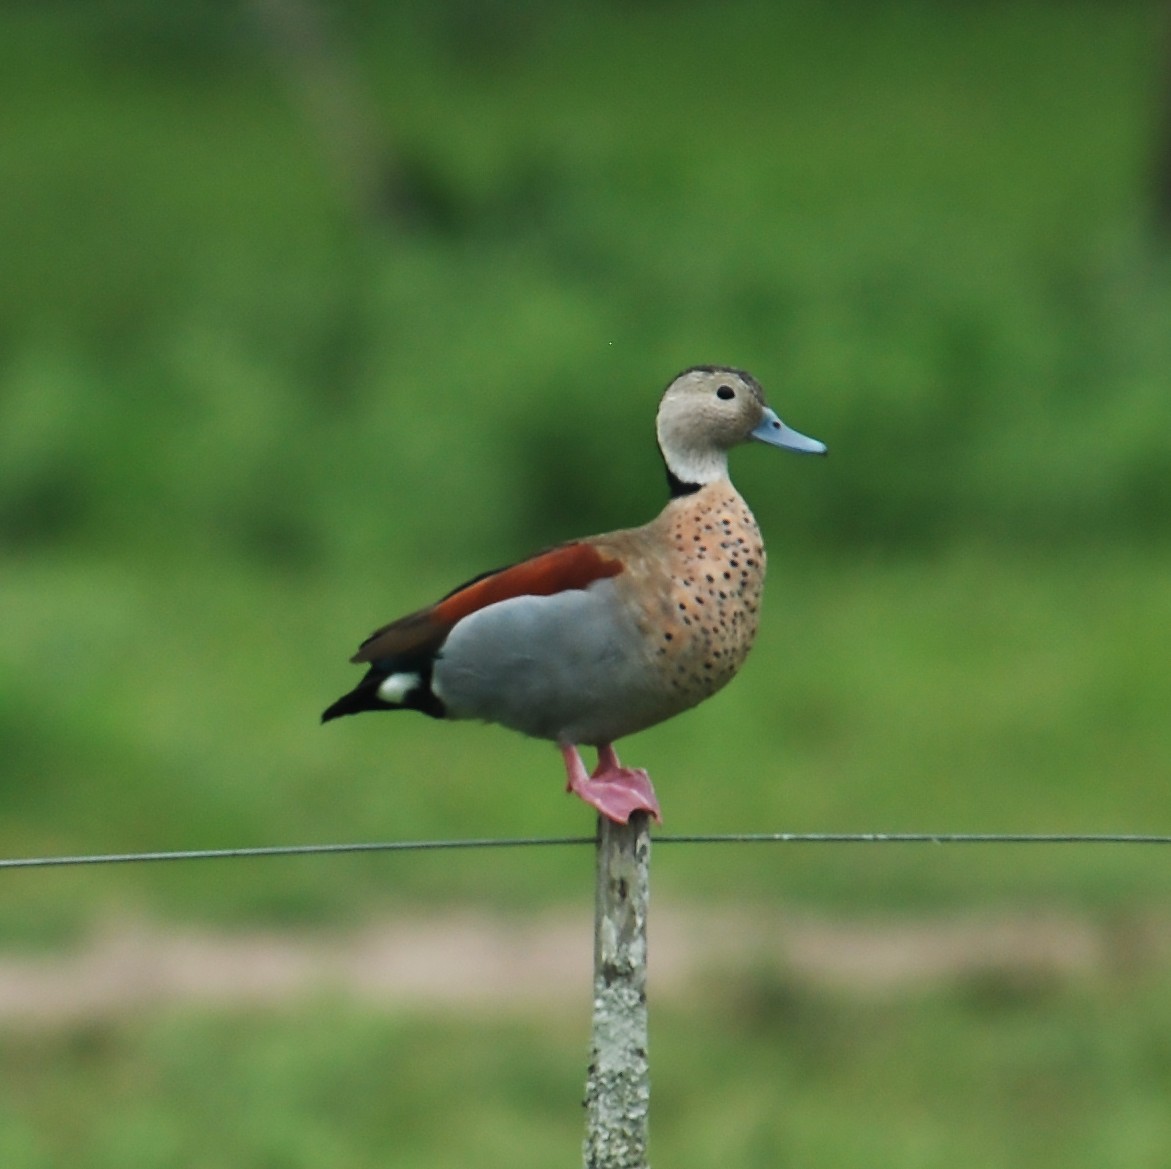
[{"x1": 596, "y1": 481, "x2": 767, "y2": 716}]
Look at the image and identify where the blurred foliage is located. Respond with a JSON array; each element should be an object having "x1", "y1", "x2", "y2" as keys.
[
  {"x1": 4, "y1": 969, "x2": 1171, "y2": 1167},
  {"x1": 2, "y1": 0, "x2": 1170, "y2": 570}
]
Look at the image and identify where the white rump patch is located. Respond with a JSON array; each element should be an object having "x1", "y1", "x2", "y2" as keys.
[{"x1": 377, "y1": 671, "x2": 420, "y2": 704}]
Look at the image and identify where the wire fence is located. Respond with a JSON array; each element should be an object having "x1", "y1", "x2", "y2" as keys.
[
  {"x1": 5, "y1": 831, "x2": 1171, "y2": 870},
  {"x1": 6, "y1": 821, "x2": 1169, "y2": 1169}
]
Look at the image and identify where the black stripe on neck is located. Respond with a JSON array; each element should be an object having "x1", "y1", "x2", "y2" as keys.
[{"x1": 665, "y1": 466, "x2": 702, "y2": 498}]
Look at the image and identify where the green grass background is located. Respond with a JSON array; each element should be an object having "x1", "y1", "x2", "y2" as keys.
[{"x1": 2, "y1": 0, "x2": 1171, "y2": 1164}]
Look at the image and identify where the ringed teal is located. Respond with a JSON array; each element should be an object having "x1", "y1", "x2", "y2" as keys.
[{"x1": 323, "y1": 366, "x2": 826, "y2": 823}]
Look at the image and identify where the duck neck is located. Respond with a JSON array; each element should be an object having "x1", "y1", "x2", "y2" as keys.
[
  {"x1": 664, "y1": 464, "x2": 702, "y2": 498},
  {"x1": 658, "y1": 444, "x2": 729, "y2": 498}
]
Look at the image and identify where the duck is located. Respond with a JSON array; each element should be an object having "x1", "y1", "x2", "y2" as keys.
[{"x1": 323, "y1": 366, "x2": 826, "y2": 824}]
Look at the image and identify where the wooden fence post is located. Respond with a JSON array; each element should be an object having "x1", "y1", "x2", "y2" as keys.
[{"x1": 584, "y1": 811, "x2": 651, "y2": 1169}]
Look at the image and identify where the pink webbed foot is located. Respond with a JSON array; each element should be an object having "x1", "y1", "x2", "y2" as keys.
[{"x1": 560, "y1": 743, "x2": 662, "y2": 824}]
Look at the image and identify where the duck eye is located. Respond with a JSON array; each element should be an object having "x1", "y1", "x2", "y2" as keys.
[{"x1": 716, "y1": 385, "x2": 735, "y2": 401}]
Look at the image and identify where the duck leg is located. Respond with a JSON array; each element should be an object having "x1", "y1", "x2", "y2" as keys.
[{"x1": 560, "y1": 742, "x2": 662, "y2": 824}]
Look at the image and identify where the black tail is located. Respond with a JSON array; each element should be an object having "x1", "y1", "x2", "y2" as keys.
[
  {"x1": 321, "y1": 677, "x2": 395, "y2": 723},
  {"x1": 322, "y1": 666, "x2": 445, "y2": 723}
]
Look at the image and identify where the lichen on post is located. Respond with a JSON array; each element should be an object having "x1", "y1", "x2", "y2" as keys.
[{"x1": 584, "y1": 811, "x2": 651, "y2": 1169}]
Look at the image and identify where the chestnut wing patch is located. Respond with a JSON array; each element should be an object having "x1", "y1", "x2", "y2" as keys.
[{"x1": 352, "y1": 542, "x2": 623, "y2": 665}]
